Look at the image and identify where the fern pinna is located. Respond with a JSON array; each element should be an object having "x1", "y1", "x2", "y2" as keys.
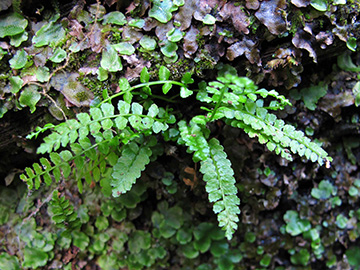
[{"x1": 21, "y1": 67, "x2": 332, "y2": 239}]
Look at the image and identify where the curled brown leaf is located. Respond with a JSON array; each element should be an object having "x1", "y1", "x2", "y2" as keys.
[
  {"x1": 183, "y1": 26, "x2": 200, "y2": 58},
  {"x1": 219, "y1": 2, "x2": 250, "y2": 34},
  {"x1": 255, "y1": 0, "x2": 287, "y2": 35}
]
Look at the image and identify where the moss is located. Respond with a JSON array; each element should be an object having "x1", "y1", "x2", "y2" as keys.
[
  {"x1": 74, "y1": 91, "x2": 89, "y2": 102},
  {"x1": 194, "y1": 50, "x2": 217, "y2": 76},
  {"x1": 165, "y1": 58, "x2": 194, "y2": 80},
  {"x1": 289, "y1": 10, "x2": 305, "y2": 36},
  {"x1": 79, "y1": 75, "x2": 110, "y2": 97},
  {"x1": 195, "y1": 33, "x2": 205, "y2": 48},
  {"x1": 12, "y1": 0, "x2": 22, "y2": 14},
  {"x1": 111, "y1": 31, "x2": 123, "y2": 43},
  {"x1": 67, "y1": 50, "x2": 94, "y2": 71}
]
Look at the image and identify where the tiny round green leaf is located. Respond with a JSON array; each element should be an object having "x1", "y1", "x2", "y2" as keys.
[
  {"x1": 310, "y1": 0, "x2": 328, "y2": 11},
  {"x1": 112, "y1": 42, "x2": 135, "y2": 55},
  {"x1": 0, "y1": 13, "x2": 27, "y2": 38},
  {"x1": 140, "y1": 35, "x2": 157, "y2": 51},
  {"x1": 49, "y1": 48, "x2": 67, "y2": 63},
  {"x1": 9, "y1": 49, "x2": 28, "y2": 69},
  {"x1": 128, "y1": 19, "x2": 145, "y2": 28},
  {"x1": 203, "y1": 14, "x2": 216, "y2": 25},
  {"x1": 347, "y1": 37, "x2": 357, "y2": 52},
  {"x1": 102, "y1": 11, "x2": 127, "y2": 25}
]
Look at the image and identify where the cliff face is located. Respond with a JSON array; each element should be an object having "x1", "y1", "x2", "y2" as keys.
[{"x1": 0, "y1": 1, "x2": 360, "y2": 269}]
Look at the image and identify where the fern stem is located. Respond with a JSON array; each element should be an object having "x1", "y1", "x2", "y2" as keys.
[
  {"x1": 98, "y1": 80, "x2": 187, "y2": 107},
  {"x1": 209, "y1": 86, "x2": 228, "y2": 122},
  {"x1": 139, "y1": 93, "x2": 177, "y2": 103}
]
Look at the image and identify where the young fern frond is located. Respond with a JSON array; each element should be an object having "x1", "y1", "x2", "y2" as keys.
[
  {"x1": 221, "y1": 105, "x2": 330, "y2": 165},
  {"x1": 111, "y1": 136, "x2": 155, "y2": 197},
  {"x1": 48, "y1": 190, "x2": 81, "y2": 237},
  {"x1": 200, "y1": 138, "x2": 240, "y2": 240},
  {"x1": 177, "y1": 120, "x2": 210, "y2": 162},
  {"x1": 178, "y1": 121, "x2": 240, "y2": 239}
]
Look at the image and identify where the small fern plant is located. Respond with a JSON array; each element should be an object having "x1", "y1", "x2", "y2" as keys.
[{"x1": 21, "y1": 66, "x2": 332, "y2": 240}]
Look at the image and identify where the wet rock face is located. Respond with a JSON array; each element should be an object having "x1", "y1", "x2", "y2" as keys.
[
  {"x1": 1, "y1": 1, "x2": 360, "y2": 269},
  {"x1": 50, "y1": 73, "x2": 94, "y2": 107}
]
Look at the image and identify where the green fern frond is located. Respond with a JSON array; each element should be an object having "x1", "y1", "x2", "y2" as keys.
[
  {"x1": 21, "y1": 101, "x2": 172, "y2": 193},
  {"x1": 178, "y1": 120, "x2": 240, "y2": 239},
  {"x1": 219, "y1": 102, "x2": 331, "y2": 165},
  {"x1": 21, "y1": 70, "x2": 332, "y2": 240},
  {"x1": 197, "y1": 74, "x2": 291, "y2": 110},
  {"x1": 198, "y1": 73, "x2": 332, "y2": 166},
  {"x1": 20, "y1": 150, "x2": 73, "y2": 189},
  {"x1": 177, "y1": 120, "x2": 210, "y2": 162},
  {"x1": 111, "y1": 136, "x2": 155, "y2": 197},
  {"x1": 199, "y1": 138, "x2": 240, "y2": 240},
  {"x1": 34, "y1": 102, "x2": 172, "y2": 154},
  {"x1": 48, "y1": 190, "x2": 81, "y2": 237}
]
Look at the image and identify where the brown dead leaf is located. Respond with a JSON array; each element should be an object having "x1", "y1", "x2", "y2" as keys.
[
  {"x1": 124, "y1": 56, "x2": 151, "y2": 82},
  {"x1": 266, "y1": 47, "x2": 300, "y2": 69},
  {"x1": 183, "y1": 178, "x2": 195, "y2": 189},
  {"x1": 0, "y1": 0, "x2": 11, "y2": 12},
  {"x1": 155, "y1": 22, "x2": 174, "y2": 42},
  {"x1": 122, "y1": 25, "x2": 144, "y2": 44},
  {"x1": 266, "y1": 64, "x2": 303, "y2": 89},
  {"x1": 183, "y1": 26, "x2": 200, "y2": 58},
  {"x1": 125, "y1": 1, "x2": 137, "y2": 13},
  {"x1": 194, "y1": 0, "x2": 222, "y2": 22},
  {"x1": 174, "y1": 0, "x2": 197, "y2": 31},
  {"x1": 204, "y1": 42, "x2": 225, "y2": 61},
  {"x1": 69, "y1": 19, "x2": 85, "y2": 40},
  {"x1": 0, "y1": 41, "x2": 10, "y2": 50},
  {"x1": 50, "y1": 73, "x2": 94, "y2": 107},
  {"x1": 182, "y1": 166, "x2": 198, "y2": 189},
  {"x1": 226, "y1": 38, "x2": 260, "y2": 66},
  {"x1": 5, "y1": 170, "x2": 20, "y2": 186},
  {"x1": 315, "y1": 31, "x2": 334, "y2": 49},
  {"x1": 246, "y1": 0, "x2": 260, "y2": 10},
  {"x1": 63, "y1": 246, "x2": 80, "y2": 264},
  {"x1": 318, "y1": 92, "x2": 354, "y2": 121},
  {"x1": 143, "y1": 17, "x2": 158, "y2": 32},
  {"x1": 255, "y1": 0, "x2": 287, "y2": 35},
  {"x1": 332, "y1": 25, "x2": 348, "y2": 42},
  {"x1": 184, "y1": 166, "x2": 196, "y2": 175},
  {"x1": 219, "y1": 2, "x2": 250, "y2": 34},
  {"x1": 26, "y1": 46, "x2": 52, "y2": 67},
  {"x1": 292, "y1": 29, "x2": 317, "y2": 63},
  {"x1": 89, "y1": 23, "x2": 105, "y2": 53},
  {"x1": 21, "y1": 75, "x2": 37, "y2": 85}
]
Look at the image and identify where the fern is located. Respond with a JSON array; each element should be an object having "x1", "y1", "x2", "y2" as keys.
[
  {"x1": 21, "y1": 67, "x2": 332, "y2": 240},
  {"x1": 48, "y1": 190, "x2": 81, "y2": 237},
  {"x1": 200, "y1": 138, "x2": 240, "y2": 240},
  {"x1": 20, "y1": 101, "x2": 174, "y2": 194},
  {"x1": 111, "y1": 136, "x2": 155, "y2": 197},
  {"x1": 197, "y1": 73, "x2": 332, "y2": 166},
  {"x1": 177, "y1": 120, "x2": 210, "y2": 162},
  {"x1": 178, "y1": 121, "x2": 240, "y2": 239}
]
